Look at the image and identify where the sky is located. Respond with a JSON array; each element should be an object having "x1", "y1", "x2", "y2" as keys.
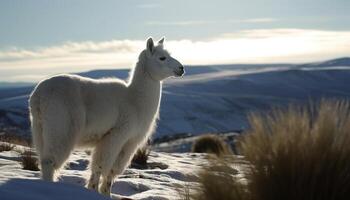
[{"x1": 0, "y1": 0, "x2": 350, "y2": 82}]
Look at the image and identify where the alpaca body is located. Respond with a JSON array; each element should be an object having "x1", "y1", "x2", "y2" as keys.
[
  {"x1": 30, "y1": 72, "x2": 159, "y2": 148},
  {"x1": 29, "y1": 38, "x2": 184, "y2": 196}
]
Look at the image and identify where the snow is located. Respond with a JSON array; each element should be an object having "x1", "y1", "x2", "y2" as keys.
[
  {"x1": 0, "y1": 143, "x2": 230, "y2": 200},
  {"x1": 0, "y1": 179, "x2": 110, "y2": 200}
]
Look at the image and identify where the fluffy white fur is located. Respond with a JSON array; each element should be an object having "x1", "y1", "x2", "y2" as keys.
[{"x1": 29, "y1": 37, "x2": 184, "y2": 196}]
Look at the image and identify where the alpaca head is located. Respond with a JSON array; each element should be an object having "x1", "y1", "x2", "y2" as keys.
[{"x1": 143, "y1": 37, "x2": 184, "y2": 81}]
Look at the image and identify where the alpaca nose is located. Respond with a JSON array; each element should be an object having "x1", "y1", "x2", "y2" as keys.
[
  {"x1": 179, "y1": 65, "x2": 185, "y2": 74},
  {"x1": 179, "y1": 65, "x2": 185, "y2": 76},
  {"x1": 174, "y1": 65, "x2": 185, "y2": 77}
]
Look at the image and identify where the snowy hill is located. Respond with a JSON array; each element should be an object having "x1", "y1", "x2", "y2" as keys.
[{"x1": 0, "y1": 57, "x2": 350, "y2": 139}]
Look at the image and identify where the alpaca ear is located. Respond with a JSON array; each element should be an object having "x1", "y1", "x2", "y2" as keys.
[
  {"x1": 146, "y1": 37, "x2": 154, "y2": 54},
  {"x1": 158, "y1": 37, "x2": 165, "y2": 45}
]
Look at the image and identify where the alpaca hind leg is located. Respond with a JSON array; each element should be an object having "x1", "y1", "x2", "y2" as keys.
[
  {"x1": 31, "y1": 115, "x2": 56, "y2": 181},
  {"x1": 29, "y1": 92, "x2": 44, "y2": 155},
  {"x1": 40, "y1": 114, "x2": 76, "y2": 181},
  {"x1": 31, "y1": 116, "x2": 43, "y2": 157},
  {"x1": 100, "y1": 139, "x2": 138, "y2": 196},
  {"x1": 40, "y1": 136, "x2": 75, "y2": 181},
  {"x1": 30, "y1": 117, "x2": 50, "y2": 179}
]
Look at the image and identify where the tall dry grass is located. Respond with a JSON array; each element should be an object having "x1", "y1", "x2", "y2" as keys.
[
  {"x1": 188, "y1": 100, "x2": 350, "y2": 200},
  {"x1": 242, "y1": 100, "x2": 350, "y2": 200}
]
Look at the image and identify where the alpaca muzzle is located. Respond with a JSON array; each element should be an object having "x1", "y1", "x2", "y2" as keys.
[{"x1": 174, "y1": 66, "x2": 185, "y2": 77}]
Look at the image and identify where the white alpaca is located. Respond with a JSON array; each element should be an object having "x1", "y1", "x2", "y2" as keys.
[{"x1": 29, "y1": 37, "x2": 184, "y2": 196}]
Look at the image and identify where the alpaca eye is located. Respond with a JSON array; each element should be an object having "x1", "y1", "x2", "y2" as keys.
[{"x1": 159, "y1": 57, "x2": 166, "y2": 61}]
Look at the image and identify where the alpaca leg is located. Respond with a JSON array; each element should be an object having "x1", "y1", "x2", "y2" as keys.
[
  {"x1": 40, "y1": 138, "x2": 75, "y2": 181},
  {"x1": 39, "y1": 127, "x2": 75, "y2": 181},
  {"x1": 41, "y1": 157, "x2": 55, "y2": 181},
  {"x1": 31, "y1": 118, "x2": 52, "y2": 180},
  {"x1": 99, "y1": 174, "x2": 114, "y2": 196},
  {"x1": 100, "y1": 139, "x2": 138, "y2": 196},
  {"x1": 88, "y1": 129, "x2": 129, "y2": 194},
  {"x1": 87, "y1": 147, "x2": 103, "y2": 191},
  {"x1": 40, "y1": 117, "x2": 76, "y2": 181},
  {"x1": 87, "y1": 167, "x2": 101, "y2": 191},
  {"x1": 31, "y1": 116, "x2": 43, "y2": 157}
]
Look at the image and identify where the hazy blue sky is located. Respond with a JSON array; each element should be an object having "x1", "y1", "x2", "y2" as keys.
[
  {"x1": 1, "y1": 0, "x2": 349, "y2": 47},
  {"x1": 0, "y1": 0, "x2": 350, "y2": 82}
]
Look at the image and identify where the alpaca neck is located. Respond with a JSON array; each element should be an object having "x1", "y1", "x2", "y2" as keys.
[{"x1": 128, "y1": 56, "x2": 162, "y2": 116}]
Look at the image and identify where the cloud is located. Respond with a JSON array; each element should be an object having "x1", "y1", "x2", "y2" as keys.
[
  {"x1": 0, "y1": 29, "x2": 350, "y2": 82},
  {"x1": 146, "y1": 18, "x2": 277, "y2": 26},
  {"x1": 0, "y1": 40, "x2": 141, "y2": 60}
]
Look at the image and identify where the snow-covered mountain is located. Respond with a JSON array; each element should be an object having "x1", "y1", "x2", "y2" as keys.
[{"x1": 1, "y1": 57, "x2": 350, "y2": 139}]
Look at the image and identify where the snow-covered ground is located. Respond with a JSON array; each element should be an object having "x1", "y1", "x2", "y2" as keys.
[{"x1": 0, "y1": 142, "x2": 245, "y2": 200}]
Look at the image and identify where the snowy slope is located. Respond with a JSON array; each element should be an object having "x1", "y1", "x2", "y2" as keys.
[
  {"x1": 0, "y1": 143, "x2": 234, "y2": 200},
  {"x1": 158, "y1": 68, "x2": 350, "y2": 137},
  {"x1": 0, "y1": 57, "x2": 350, "y2": 139}
]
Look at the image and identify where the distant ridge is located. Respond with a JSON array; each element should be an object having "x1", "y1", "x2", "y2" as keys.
[
  {"x1": 77, "y1": 69, "x2": 130, "y2": 80},
  {"x1": 297, "y1": 57, "x2": 350, "y2": 68},
  {"x1": 76, "y1": 57, "x2": 350, "y2": 79},
  {"x1": 1, "y1": 57, "x2": 349, "y2": 86},
  {"x1": 0, "y1": 82, "x2": 34, "y2": 89}
]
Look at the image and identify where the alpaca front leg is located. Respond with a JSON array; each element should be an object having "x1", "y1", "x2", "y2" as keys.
[
  {"x1": 88, "y1": 129, "x2": 129, "y2": 196},
  {"x1": 88, "y1": 147, "x2": 103, "y2": 191},
  {"x1": 41, "y1": 158, "x2": 56, "y2": 181},
  {"x1": 99, "y1": 153, "x2": 123, "y2": 196},
  {"x1": 100, "y1": 140, "x2": 138, "y2": 195},
  {"x1": 99, "y1": 173, "x2": 114, "y2": 196},
  {"x1": 87, "y1": 169, "x2": 101, "y2": 191}
]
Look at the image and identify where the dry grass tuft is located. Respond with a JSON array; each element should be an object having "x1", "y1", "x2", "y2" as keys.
[
  {"x1": 188, "y1": 100, "x2": 350, "y2": 200},
  {"x1": 0, "y1": 134, "x2": 30, "y2": 147},
  {"x1": 20, "y1": 150, "x2": 40, "y2": 171},
  {"x1": 192, "y1": 134, "x2": 231, "y2": 156},
  {"x1": 183, "y1": 157, "x2": 249, "y2": 200},
  {"x1": 241, "y1": 100, "x2": 350, "y2": 200},
  {"x1": 0, "y1": 134, "x2": 17, "y2": 152},
  {"x1": 131, "y1": 145, "x2": 150, "y2": 169},
  {"x1": 0, "y1": 141, "x2": 14, "y2": 152}
]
